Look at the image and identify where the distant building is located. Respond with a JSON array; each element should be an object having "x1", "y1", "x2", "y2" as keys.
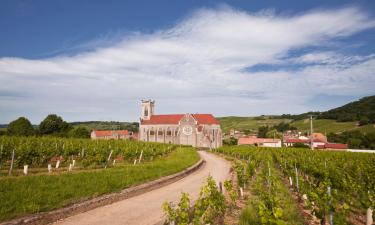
[
  {"x1": 238, "y1": 135, "x2": 282, "y2": 147},
  {"x1": 139, "y1": 100, "x2": 222, "y2": 148},
  {"x1": 91, "y1": 130, "x2": 132, "y2": 140},
  {"x1": 316, "y1": 143, "x2": 348, "y2": 150}
]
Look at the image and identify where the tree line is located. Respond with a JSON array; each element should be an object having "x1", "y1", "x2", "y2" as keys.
[{"x1": 0, "y1": 115, "x2": 90, "y2": 138}]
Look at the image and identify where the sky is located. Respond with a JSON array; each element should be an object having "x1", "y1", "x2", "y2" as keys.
[{"x1": 1, "y1": 0, "x2": 375, "y2": 124}]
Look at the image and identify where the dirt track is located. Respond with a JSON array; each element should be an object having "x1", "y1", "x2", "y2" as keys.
[{"x1": 53, "y1": 151, "x2": 231, "y2": 225}]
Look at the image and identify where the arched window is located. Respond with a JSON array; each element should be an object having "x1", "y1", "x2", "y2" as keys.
[{"x1": 144, "y1": 108, "x2": 148, "y2": 116}]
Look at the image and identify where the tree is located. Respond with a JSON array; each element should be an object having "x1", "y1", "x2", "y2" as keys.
[
  {"x1": 38, "y1": 114, "x2": 71, "y2": 136},
  {"x1": 223, "y1": 137, "x2": 238, "y2": 146},
  {"x1": 359, "y1": 116, "x2": 370, "y2": 126},
  {"x1": 68, "y1": 127, "x2": 90, "y2": 138},
  {"x1": 266, "y1": 129, "x2": 282, "y2": 139},
  {"x1": 7, "y1": 117, "x2": 34, "y2": 136},
  {"x1": 258, "y1": 126, "x2": 269, "y2": 138}
]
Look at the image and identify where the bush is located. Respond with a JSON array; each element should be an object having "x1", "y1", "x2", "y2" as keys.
[{"x1": 7, "y1": 117, "x2": 34, "y2": 136}]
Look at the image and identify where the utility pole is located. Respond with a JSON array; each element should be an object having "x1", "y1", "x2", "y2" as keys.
[{"x1": 310, "y1": 115, "x2": 314, "y2": 150}]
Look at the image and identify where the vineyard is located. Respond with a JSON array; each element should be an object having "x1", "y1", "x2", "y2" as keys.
[
  {"x1": 212, "y1": 146, "x2": 375, "y2": 225},
  {"x1": 0, "y1": 136, "x2": 178, "y2": 175},
  {"x1": 0, "y1": 136, "x2": 199, "y2": 221}
]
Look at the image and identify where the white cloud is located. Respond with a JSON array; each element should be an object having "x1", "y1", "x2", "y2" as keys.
[{"x1": 0, "y1": 6, "x2": 375, "y2": 123}]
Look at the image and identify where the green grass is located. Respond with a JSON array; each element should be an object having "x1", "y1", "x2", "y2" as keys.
[
  {"x1": 0, "y1": 147, "x2": 199, "y2": 221},
  {"x1": 239, "y1": 162, "x2": 305, "y2": 225},
  {"x1": 217, "y1": 116, "x2": 291, "y2": 133}
]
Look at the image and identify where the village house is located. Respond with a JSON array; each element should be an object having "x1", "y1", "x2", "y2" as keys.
[
  {"x1": 283, "y1": 132, "x2": 348, "y2": 150},
  {"x1": 139, "y1": 100, "x2": 222, "y2": 148},
  {"x1": 238, "y1": 135, "x2": 282, "y2": 147},
  {"x1": 91, "y1": 130, "x2": 133, "y2": 140}
]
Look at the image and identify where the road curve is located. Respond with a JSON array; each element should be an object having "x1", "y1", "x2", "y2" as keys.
[{"x1": 53, "y1": 151, "x2": 231, "y2": 225}]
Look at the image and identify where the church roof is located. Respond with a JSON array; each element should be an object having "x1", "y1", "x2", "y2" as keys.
[{"x1": 141, "y1": 114, "x2": 220, "y2": 125}]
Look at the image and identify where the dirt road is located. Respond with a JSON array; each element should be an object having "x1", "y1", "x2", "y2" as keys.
[{"x1": 54, "y1": 151, "x2": 231, "y2": 225}]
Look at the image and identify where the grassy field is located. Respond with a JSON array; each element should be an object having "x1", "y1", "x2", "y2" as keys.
[
  {"x1": 217, "y1": 116, "x2": 291, "y2": 133},
  {"x1": 0, "y1": 147, "x2": 199, "y2": 221}
]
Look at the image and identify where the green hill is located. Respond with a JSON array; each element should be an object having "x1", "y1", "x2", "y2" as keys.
[
  {"x1": 217, "y1": 116, "x2": 291, "y2": 133},
  {"x1": 218, "y1": 95, "x2": 375, "y2": 134},
  {"x1": 318, "y1": 95, "x2": 375, "y2": 123}
]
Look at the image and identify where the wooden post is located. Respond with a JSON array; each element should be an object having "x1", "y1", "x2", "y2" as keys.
[
  {"x1": 72, "y1": 160, "x2": 76, "y2": 167},
  {"x1": 366, "y1": 208, "x2": 373, "y2": 225},
  {"x1": 240, "y1": 187, "x2": 244, "y2": 198},
  {"x1": 295, "y1": 165, "x2": 299, "y2": 192},
  {"x1": 56, "y1": 160, "x2": 60, "y2": 169},
  {"x1": 138, "y1": 150, "x2": 143, "y2": 163},
  {"x1": 327, "y1": 186, "x2": 333, "y2": 225},
  {"x1": 8, "y1": 149, "x2": 15, "y2": 176},
  {"x1": 23, "y1": 165, "x2": 28, "y2": 175},
  {"x1": 68, "y1": 163, "x2": 72, "y2": 171},
  {"x1": 107, "y1": 150, "x2": 113, "y2": 162},
  {"x1": 48, "y1": 164, "x2": 52, "y2": 173},
  {"x1": 113, "y1": 159, "x2": 116, "y2": 166}
]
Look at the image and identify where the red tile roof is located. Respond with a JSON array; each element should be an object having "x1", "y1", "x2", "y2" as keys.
[
  {"x1": 284, "y1": 138, "x2": 326, "y2": 143},
  {"x1": 238, "y1": 136, "x2": 280, "y2": 145},
  {"x1": 141, "y1": 114, "x2": 220, "y2": 125},
  {"x1": 324, "y1": 143, "x2": 348, "y2": 149},
  {"x1": 92, "y1": 130, "x2": 129, "y2": 137}
]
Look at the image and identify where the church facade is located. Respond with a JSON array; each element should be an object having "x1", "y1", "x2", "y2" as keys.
[{"x1": 139, "y1": 100, "x2": 222, "y2": 148}]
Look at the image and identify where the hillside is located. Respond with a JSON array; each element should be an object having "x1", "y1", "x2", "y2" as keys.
[
  {"x1": 218, "y1": 95, "x2": 375, "y2": 134},
  {"x1": 217, "y1": 116, "x2": 292, "y2": 133},
  {"x1": 318, "y1": 95, "x2": 375, "y2": 123}
]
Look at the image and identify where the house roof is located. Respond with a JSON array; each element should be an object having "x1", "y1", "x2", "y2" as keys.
[
  {"x1": 238, "y1": 136, "x2": 281, "y2": 145},
  {"x1": 324, "y1": 143, "x2": 348, "y2": 149},
  {"x1": 140, "y1": 114, "x2": 220, "y2": 125},
  {"x1": 284, "y1": 138, "x2": 326, "y2": 143},
  {"x1": 92, "y1": 130, "x2": 129, "y2": 137}
]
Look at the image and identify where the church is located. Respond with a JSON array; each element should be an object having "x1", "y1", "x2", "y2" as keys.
[{"x1": 139, "y1": 100, "x2": 222, "y2": 148}]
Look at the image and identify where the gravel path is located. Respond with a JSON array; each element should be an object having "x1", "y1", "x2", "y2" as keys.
[{"x1": 54, "y1": 151, "x2": 231, "y2": 225}]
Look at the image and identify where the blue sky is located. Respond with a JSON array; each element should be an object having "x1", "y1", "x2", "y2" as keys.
[{"x1": 1, "y1": 0, "x2": 375, "y2": 123}]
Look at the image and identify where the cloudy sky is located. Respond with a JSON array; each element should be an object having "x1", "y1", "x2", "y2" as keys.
[{"x1": 1, "y1": 0, "x2": 375, "y2": 124}]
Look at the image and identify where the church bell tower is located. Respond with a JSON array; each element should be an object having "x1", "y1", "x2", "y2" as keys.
[{"x1": 141, "y1": 100, "x2": 155, "y2": 120}]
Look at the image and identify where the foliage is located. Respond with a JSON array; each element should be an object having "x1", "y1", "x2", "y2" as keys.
[
  {"x1": 223, "y1": 137, "x2": 238, "y2": 146},
  {"x1": 193, "y1": 175, "x2": 226, "y2": 224},
  {"x1": 224, "y1": 180, "x2": 238, "y2": 209},
  {"x1": 38, "y1": 114, "x2": 71, "y2": 136},
  {"x1": 292, "y1": 142, "x2": 310, "y2": 148},
  {"x1": 265, "y1": 129, "x2": 282, "y2": 139},
  {"x1": 7, "y1": 117, "x2": 34, "y2": 136},
  {"x1": 258, "y1": 126, "x2": 269, "y2": 138},
  {"x1": 163, "y1": 192, "x2": 191, "y2": 225},
  {"x1": 216, "y1": 145, "x2": 375, "y2": 224},
  {"x1": 327, "y1": 130, "x2": 375, "y2": 149},
  {"x1": 272, "y1": 122, "x2": 297, "y2": 132},
  {"x1": 0, "y1": 136, "x2": 178, "y2": 169},
  {"x1": 163, "y1": 176, "x2": 226, "y2": 225},
  {"x1": 67, "y1": 127, "x2": 90, "y2": 138},
  {"x1": 0, "y1": 148, "x2": 199, "y2": 221},
  {"x1": 318, "y1": 95, "x2": 375, "y2": 123},
  {"x1": 70, "y1": 121, "x2": 139, "y2": 133}
]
